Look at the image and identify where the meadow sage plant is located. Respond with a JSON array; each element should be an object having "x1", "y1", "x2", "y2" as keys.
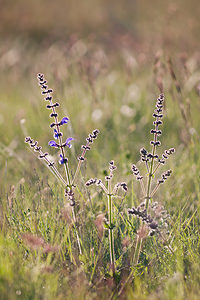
[
  {"x1": 25, "y1": 74, "x2": 100, "y2": 254},
  {"x1": 128, "y1": 93, "x2": 175, "y2": 264},
  {"x1": 118, "y1": 93, "x2": 175, "y2": 296}
]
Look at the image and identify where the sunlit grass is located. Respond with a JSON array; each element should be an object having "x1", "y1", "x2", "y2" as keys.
[{"x1": 0, "y1": 40, "x2": 200, "y2": 299}]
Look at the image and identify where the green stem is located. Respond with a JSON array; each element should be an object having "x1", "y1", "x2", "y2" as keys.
[
  {"x1": 108, "y1": 180, "x2": 115, "y2": 275},
  {"x1": 133, "y1": 236, "x2": 142, "y2": 266},
  {"x1": 145, "y1": 159, "x2": 154, "y2": 212},
  {"x1": 118, "y1": 236, "x2": 142, "y2": 297},
  {"x1": 145, "y1": 126, "x2": 158, "y2": 211}
]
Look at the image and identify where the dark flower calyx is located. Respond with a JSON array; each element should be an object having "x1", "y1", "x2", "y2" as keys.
[
  {"x1": 140, "y1": 148, "x2": 148, "y2": 156},
  {"x1": 34, "y1": 146, "x2": 42, "y2": 152},
  {"x1": 121, "y1": 182, "x2": 128, "y2": 191},
  {"x1": 39, "y1": 80, "x2": 47, "y2": 85},
  {"x1": 150, "y1": 129, "x2": 162, "y2": 135},
  {"x1": 166, "y1": 148, "x2": 175, "y2": 155},
  {"x1": 158, "y1": 170, "x2": 172, "y2": 184},
  {"x1": 150, "y1": 141, "x2": 161, "y2": 146},
  {"x1": 78, "y1": 156, "x2": 85, "y2": 161},
  {"x1": 92, "y1": 129, "x2": 100, "y2": 136},
  {"x1": 46, "y1": 102, "x2": 60, "y2": 109},
  {"x1": 147, "y1": 153, "x2": 158, "y2": 159},
  {"x1": 158, "y1": 159, "x2": 165, "y2": 164},
  {"x1": 30, "y1": 141, "x2": 38, "y2": 148},
  {"x1": 48, "y1": 162, "x2": 54, "y2": 167},
  {"x1": 50, "y1": 113, "x2": 58, "y2": 118},
  {"x1": 45, "y1": 96, "x2": 52, "y2": 101},
  {"x1": 85, "y1": 178, "x2": 97, "y2": 186},
  {"x1": 86, "y1": 137, "x2": 93, "y2": 143},
  {"x1": 42, "y1": 89, "x2": 53, "y2": 94},
  {"x1": 109, "y1": 165, "x2": 117, "y2": 171},
  {"x1": 25, "y1": 136, "x2": 31, "y2": 143},
  {"x1": 152, "y1": 113, "x2": 163, "y2": 118},
  {"x1": 153, "y1": 120, "x2": 163, "y2": 126},
  {"x1": 39, "y1": 153, "x2": 48, "y2": 159},
  {"x1": 81, "y1": 145, "x2": 91, "y2": 151},
  {"x1": 96, "y1": 179, "x2": 102, "y2": 185}
]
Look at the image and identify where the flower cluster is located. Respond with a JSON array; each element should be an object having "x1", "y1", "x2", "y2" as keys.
[
  {"x1": 78, "y1": 129, "x2": 100, "y2": 162},
  {"x1": 105, "y1": 160, "x2": 117, "y2": 181},
  {"x1": 37, "y1": 73, "x2": 73, "y2": 166},
  {"x1": 138, "y1": 94, "x2": 164, "y2": 165},
  {"x1": 25, "y1": 137, "x2": 52, "y2": 166},
  {"x1": 25, "y1": 136, "x2": 67, "y2": 186},
  {"x1": 85, "y1": 160, "x2": 128, "y2": 195},
  {"x1": 85, "y1": 178, "x2": 102, "y2": 186},
  {"x1": 130, "y1": 94, "x2": 175, "y2": 198},
  {"x1": 158, "y1": 148, "x2": 175, "y2": 165},
  {"x1": 140, "y1": 147, "x2": 149, "y2": 162},
  {"x1": 149, "y1": 94, "x2": 164, "y2": 149},
  {"x1": 157, "y1": 169, "x2": 172, "y2": 184},
  {"x1": 128, "y1": 205, "x2": 158, "y2": 236},
  {"x1": 131, "y1": 164, "x2": 143, "y2": 181},
  {"x1": 113, "y1": 182, "x2": 128, "y2": 193},
  {"x1": 65, "y1": 189, "x2": 75, "y2": 207},
  {"x1": 128, "y1": 200, "x2": 170, "y2": 237}
]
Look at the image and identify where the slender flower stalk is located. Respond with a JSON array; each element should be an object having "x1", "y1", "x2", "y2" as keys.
[
  {"x1": 72, "y1": 129, "x2": 100, "y2": 186},
  {"x1": 86, "y1": 161, "x2": 128, "y2": 276},
  {"x1": 145, "y1": 93, "x2": 164, "y2": 211},
  {"x1": 107, "y1": 162, "x2": 115, "y2": 275},
  {"x1": 25, "y1": 137, "x2": 68, "y2": 186},
  {"x1": 37, "y1": 73, "x2": 72, "y2": 187}
]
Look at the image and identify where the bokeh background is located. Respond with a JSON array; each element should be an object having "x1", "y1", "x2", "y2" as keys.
[{"x1": 1, "y1": 0, "x2": 200, "y2": 52}]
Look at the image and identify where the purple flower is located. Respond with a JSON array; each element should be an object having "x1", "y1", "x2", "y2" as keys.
[
  {"x1": 48, "y1": 137, "x2": 73, "y2": 148},
  {"x1": 48, "y1": 140, "x2": 58, "y2": 147},
  {"x1": 65, "y1": 137, "x2": 73, "y2": 148},
  {"x1": 59, "y1": 154, "x2": 68, "y2": 165},
  {"x1": 54, "y1": 129, "x2": 60, "y2": 139},
  {"x1": 60, "y1": 117, "x2": 69, "y2": 125}
]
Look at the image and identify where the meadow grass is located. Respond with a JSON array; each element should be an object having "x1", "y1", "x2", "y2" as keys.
[{"x1": 0, "y1": 42, "x2": 200, "y2": 299}]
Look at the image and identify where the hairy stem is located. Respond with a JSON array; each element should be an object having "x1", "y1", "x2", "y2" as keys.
[
  {"x1": 145, "y1": 123, "x2": 159, "y2": 211},
  {"x1": 72, "y1": 141, "x2": 90, "y2": 186}
]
